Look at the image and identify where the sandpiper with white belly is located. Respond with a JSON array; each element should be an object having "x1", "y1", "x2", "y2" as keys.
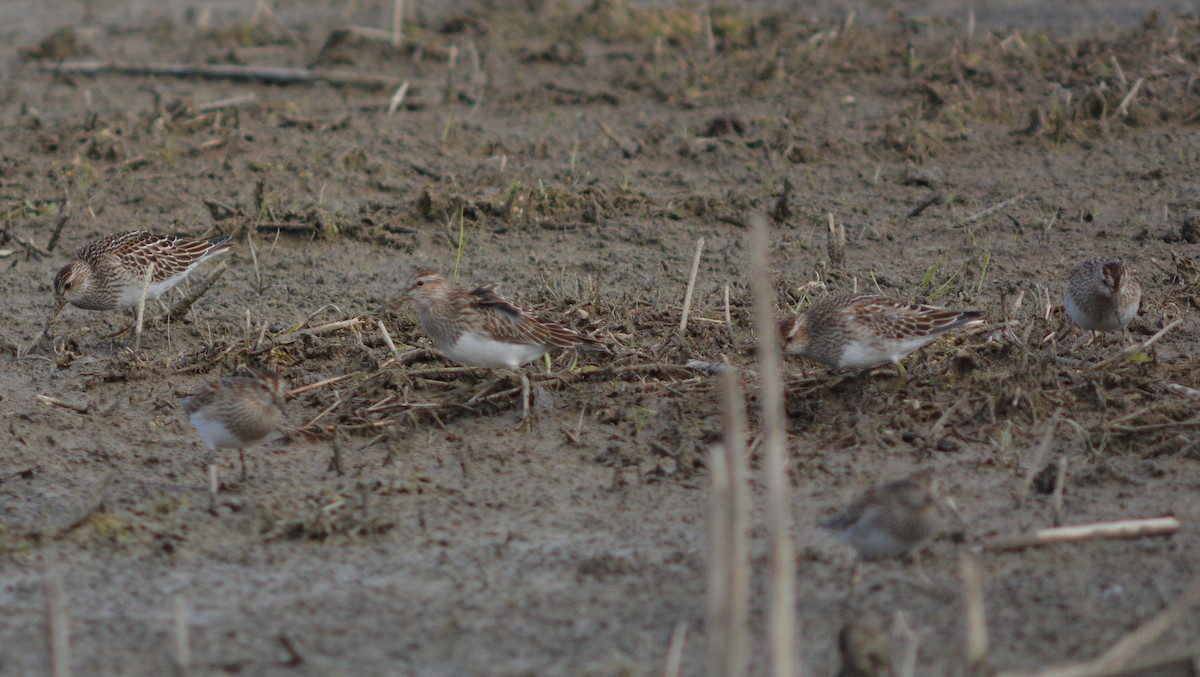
[{"x1": 400, "y1": 269, "x2": 603, "y2": 420}]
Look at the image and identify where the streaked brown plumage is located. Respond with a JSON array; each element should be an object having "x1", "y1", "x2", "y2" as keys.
[
  {"x1": 182, "y1": 370, "x2": 287, "y2": 481},
  {"x1": 1063, "y1": 257, "x2": 1142, "y2": 332},
  {"x1": 53, "y1": 230, "x2": 232, "y2": 315},
  {"x1": 401, "y1": 269, "x2": 602, "y2": 370},
  {"x1": 819, "y1": 469, "x2": 941, "y2": 560},
  {"x1": 780, "y1": 294, "x2": 984, "y2": 370}
]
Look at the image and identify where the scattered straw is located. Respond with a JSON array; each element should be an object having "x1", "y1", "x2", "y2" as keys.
[
  {"x1": 160, "y1": 263, "x2": 227, "y2": 324},
  {"x1": 1114, "y1": 77, "x2": 1144, "y2": 119},
  {"x1": 749, "y1": 213, "x2": 800, "y2": 677},
  {"x1": 44, "y1": 557, "x2": 72, "y2": 677},
  {"x1": 664, "y1": 622, "x2": 688, "y2": 677},
  {"x1": 36, "y1": 395, "x2": 89, "y2": 415},
  {"x1": 386, "y1": 81, "x2": 410, "y2": 119},
  {"x1": 376, "y1": 320, "x2": 405, "y2": 364},
  {"x1": 961, "y1": 553, "x2": 989, "y2": 677},
  {"x1": 996, "y1": 574, "x2": 1200, "y2": 677},
  {"x1": 982, "y1": 516, "x2": 1179, "y2": 551},
  {"x1": 174, "y1": 595, "x2": 191, "y2": 673},
  {"x1": 679, "y1": 236, "x2": 706, "y2": 339},
  {"x1": 1083, "y1": 318, "x2": 1182, "y2": 374}
]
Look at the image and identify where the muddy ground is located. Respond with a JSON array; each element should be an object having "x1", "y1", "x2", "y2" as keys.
[{"x1": 1, "y1": 0, "x2": 1199, "y2": 675}]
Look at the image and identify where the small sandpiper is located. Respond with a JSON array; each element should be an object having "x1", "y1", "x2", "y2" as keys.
[
  {"x1": 182, "y1": 369, "x2": 287, "y2": 509},
  {"x1": 781, "y1": 293, "x2": 984, "y2": 371},
  {"x1": 51, "y1": 230, "x2": 231, "y2": 328},
  {"x1": 400, "y1": 269, "x2": 603, "y2": 419},
  {"x1": 1063, "y1": 257, "x2": 1142, "y2": 332},
  {"x1": 819, "y1": 469, "x2": 943, "y2": 560}
]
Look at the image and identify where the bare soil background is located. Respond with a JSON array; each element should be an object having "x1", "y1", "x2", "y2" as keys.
[{"x1": 1, "y1": 1, "x2": 1199, "y2": 675}]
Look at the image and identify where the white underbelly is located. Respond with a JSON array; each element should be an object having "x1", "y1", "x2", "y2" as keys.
[
  {"x1": 116, "y1": 274, "x2": 189, "y2": 309},
  {"x1": 189, "y1": 412, "x2": 246, "y2": 450},
  {"x1": 444, "y1": 333, "x2": 547, "y2": 370},
  {"x1": 1064, "y1": 291, "x2": 1127, "y2": 331},
  {"x1": 837, "y1": 336, "x2": 935, "y2": 369},
  {"x1": 838, "y1": 526, "x2": 911, "y2": 559}
]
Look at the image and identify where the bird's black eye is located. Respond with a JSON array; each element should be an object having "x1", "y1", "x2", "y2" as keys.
[
  {"x1": 63, "y1": 281, "x2": 72, "y2": 290},
  {"x1": 416, "y1": 280, "x2": 425, "y2": 287}
]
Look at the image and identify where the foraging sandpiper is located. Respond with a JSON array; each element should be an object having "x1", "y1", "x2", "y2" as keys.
[
  {"x1": 1063, "y1": 257, "x2": 1142, "y2": 332},
  {"x1": 819, "y1": 469, "x2": 942, "y2": 560},
  {"x1": 780, "y1": 293, "x2": 984, "y2": 371},
  {"x1": 400, "y1": 269, "x2": 603, "y2": 418},
  {"x1": 52, "y1": 230, "x2": 231, "y2": 322},
  {"x1": 182, "y1": 369, "x2": 287, "y2": 485}
]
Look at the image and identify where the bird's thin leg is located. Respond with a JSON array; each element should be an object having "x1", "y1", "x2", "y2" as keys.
[
  {"x1": 239, "y1": 449, "x2": 248, "y2": 483},
  {"x1": 512, "y1": 371, "x2": 535, "y2": 432},
  {"x1": 892, "y1": 361, "x2": 908, "y2": 395},
  {"x1": 207, "y1": 456, "x2": 220, "y2": 515},
  {"x1": 520, "y1": 372, "x2": 532, "y2": 423},
  {"x1": 912, "y1": 550, "x2": 931, "y2": 585},
  {"x1": 846, "y1": 560, "x2": 863, "y2": 603},
  {"x1": 847, "y1": 368, "x2": 872, "y2": 388}
]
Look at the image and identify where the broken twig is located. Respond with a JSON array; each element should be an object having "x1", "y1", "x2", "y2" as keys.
[
  {"x1": 679, "y1": 237, "x2": 706, "y2": 339},
  {"x1": 40, "y1": 61, "x2": 405, "y2": 89},
  {"x1": 982, "y1": 516, "x2": 1179, "y2": 551}
]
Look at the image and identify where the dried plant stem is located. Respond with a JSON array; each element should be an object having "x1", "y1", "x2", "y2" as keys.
[
  {"x1": 707, "y1": 440, "x2": 731, "y2": 677},
  {"x1": 1084, "y1": 318, "x2": 1181, "y2": 374},
  {"x1": 595, "y1": 119, "x2": 638, "y2": 156},
  {"x1": 1114, "y1": 77, "x2": 1143, "y2": 118},
  {"x1": 10, "y1": 230, "x2": 50, "y2": 256},
  {"x1": 961, "y1": 553, "x2": 989, "y2": 676},
  {"x1": 959, "y1": 195, "x2": 1025, "y2": 228},
  {"x1": 749, "y1": 213, "x2": 799, "y2": 677},
  {"x1": 160, "y1": 263, "x2": 227, "y2": 323},
  {"x1": 826, "y1": 213, "x2": 846, "y2": 267},
  {"x1": 664, "y1": 622, "x2": 688, "y2": 677},
  {"x1": 391, "y1": 0, "x2": 405, "y2": 47},
  {"x1": 44, "y1": 558, "x2": 72, "y2": 677},
  {"x1": 982, "y1": 516, "x2": 1179, "y2": 551},
  {"x1": 702, "y1": 12, "x2": 715, "y2": 55},
  {"x1": 329, "y1": 431, "x2": 344, "y2": 476},
  {"x1": 39, "y1": 61, "x2": 406, "y2": 88},
  {"x1": 174, "y1": 595, "x2": 191, "y2": 674},
  {"x1": 36, "y1": 395, "x2": 89, "y2": 415},
  {"x1": 47, "y1": 212, "x2": 70, "y2": 253},
  {"x1": 929, "y1": 393, "x2": 967, "y2": 442},
  {"x1": 288, "y1": 373, "x2": 355, "y2": 397},
  {"x1": 996, "y1": 575, "x2": 1200, "y2": 677},
  {"x1": 386, "y1": 81, "x2": 411, "y2": 118},
  {"x1": 208, "y1": 464, "x2": 219, "y2": 514},
  {"x1": 907, "y1": 190, "x2": 943, "y2": 218},
  {"x1": 1051, "y1": 456, "x2": 1068, "y2": 525},
  {"x1": 251, "y1": 318, "x2": 364, "y2": 355},
  {"x1": 706, "y1": 368, "x2": 750, "y2": 677},
  {"x1": 376, "y1": 320, "x2": 405, "y2": 364},
  {"x1": 679, "y1": 236, "x2": 706, "y2": 339},
  {"x1": 198, "y1": 94, "x2": 256, "y2": 113},
  {"x1": 300, "y1": 393, "x2": 344, "y2": 432},
  {"x1": 1020, "y1": 411, "x2": 1059, "y2": 503},
  {"x1": 895, "y1": 612, "x2": 921, "y2": 677},
  {"x1": 723, "y1": 284, "x2": 733, "y2": 334},
  {"x1": 444, "y1": 45, "x2": 459, "y2": 103}
]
